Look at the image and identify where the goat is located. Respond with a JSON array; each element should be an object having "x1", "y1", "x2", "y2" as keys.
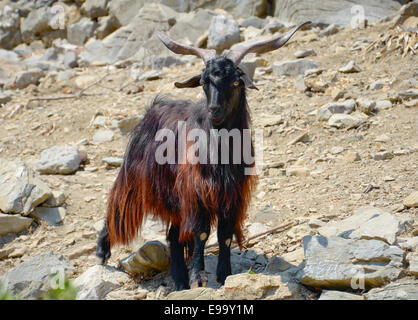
[{"x1": 97, "y1": 22, "x2": 310, "y2": 290}]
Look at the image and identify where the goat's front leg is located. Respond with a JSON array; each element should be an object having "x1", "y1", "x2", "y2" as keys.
[
  {"x1": 168, "y1": 225, "x2": 189, "y2": 290},
  {"x1": 189, "y1": 213, "x2": 210, "y2": 289},
  {"x1": 216, "y1": 217, "x2": 234, "y2": 285}
]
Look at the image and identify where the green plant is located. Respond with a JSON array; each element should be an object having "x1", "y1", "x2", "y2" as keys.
[
  {"x1": 42, "y1": 277, "x2": 78, "y2": 300},
  {"x1": 0, "y1": 281, "x2": 16, "y2": 300}
]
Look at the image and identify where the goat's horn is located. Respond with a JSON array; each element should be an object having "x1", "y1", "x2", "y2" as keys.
[
  {"x1": 226, "y1": 21, "x2": 311, "y2": 65},
  {"x1": 156, "y1": 31, "x2": 217, "y2": 64}
]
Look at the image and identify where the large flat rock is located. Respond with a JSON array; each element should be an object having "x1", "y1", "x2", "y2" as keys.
[{"x1": 297, "y1": 235, "x2": 404, "y2": 290}]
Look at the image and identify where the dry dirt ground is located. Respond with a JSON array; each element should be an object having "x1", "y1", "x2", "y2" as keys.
[{"x1": 0, "y1": 21, "x2": 417, "y2": 299}]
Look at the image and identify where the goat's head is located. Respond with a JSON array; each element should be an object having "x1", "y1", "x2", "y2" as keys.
[{"x1": 156, "y1": 21, "x2": 310, "y2": 125}]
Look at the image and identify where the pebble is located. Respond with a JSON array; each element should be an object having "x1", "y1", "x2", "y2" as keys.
[{"x1": 338, "y1": 60, "x2": 361, "y2": 73}]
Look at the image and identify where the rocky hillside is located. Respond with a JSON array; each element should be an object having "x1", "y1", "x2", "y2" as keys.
[{"x1": 0, "y1": 0, "x2": 417, "y2": 300}]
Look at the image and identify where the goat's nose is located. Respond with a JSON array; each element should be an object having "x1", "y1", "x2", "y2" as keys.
[{"x1": 209, "y1": 106, "x2": 221, "y2": 116}]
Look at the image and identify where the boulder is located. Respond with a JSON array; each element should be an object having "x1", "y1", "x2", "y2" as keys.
[
  {"x1": 36, "y1": 145, "x2": 81, "y2": 175},
  {"x1": 0, "y1": 158, "x2": 51, "y2": 215},
  {"x1": 80, "y1": 0, "x2": 109, "y2": 18},
  {"x1": 10, "y1": 68, "x2": 45, "y2": 89},
  {"x1": 119, "y1": 241, "x2": 170, "y2": 276},
  {"x1": 317, "y1": 206, "x2": 404, "y2": 245},
  {"x1": 0, "y1": 6, "x2": 21, "y2": 50},
  {"x1": 365, "y1": 280, "x2": 418, "y2": 300},
  {"x1": 207, "y1": 15, "x2": 241, "y2": 51},
  {"x1": 74, "y1": 265, "x2": 131, "y2": 300},
  {"x1": 274, "y1": 0, "x2": 405, "y2": 26},
  {"x1": 1, "y1": 251, "x2": 73, "y2": 299},
  {"x1": 298, "y1": 235, "x2": 404, "y2": 290}
]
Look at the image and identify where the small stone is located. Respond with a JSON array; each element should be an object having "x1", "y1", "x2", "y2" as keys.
[
  {"x1": 319, "y1": 24, "x2": 339, "y2": 37},
  {"x1": 319, "y1": 290, "x2": 363, "y2": 300},
  {"x1": 356, "y1": 98, "x2": 376, "y2": 115},
  {"x1": 273, "y1": 59, "x2": 318, "y2": 76},
  {"x1": 339, "y1": 60, "x2": 361, "y2": 73},
  {"x1": 93, "y1": 130, "x2": 114, "y2": 145},
  {"x1": 375, "y1": 100, "x2": 393, "y2": 110},
  {"x1": 37, "y1": 145, "x2": 81, "y2": 175},
  {"x1": 374, "y1": 151, "x2": 394, "y2": 161},
  {"x1": 328, "y1": 114, "x2": 363, "y2": 129},
  {"x1": 404, "y1": 99, "x2": 418, "y2": 108},
  {"x1": 398, "y1": 89, "x2": 418, "y2": 100},
  {"x1": 331, "y1": 88, "x2": 346, "y2": 101},
  {"x1": 329, "y1": 146, "x2": 344, "y2": 155},
  {"x1": 294, "y1": 49, "x2": 315, "y2": 59},
  {"x1": 30, "y1": 207, "x2": 66, "y2": 226},
  {"x1": 369, "y1": 80, "x2": 385, "y2": 90},
  {"x1": 308, "y1": 218, "x2": 326, "y2": 229},
  {"x1": 102, "y1": 157, "x2": 123, "y2": 167},
  {"x1": 404, "y1": 191, "x2": 418, "y2": 208},
  {"x1": 93, "y1": 116, "x2": 107, "y2": 128},
  {"x1": 42, "y1": 190, "x2": 66, "y2": 208},
  {"x1": 317, "y1": 99, "x2": 356, "y2": 121},
  {"x1": 375, "y1": 134, "x2": 391, "y2": 143},
  {"x1": 286, "y1": 167, "x2": 310, "y2": 177},
  {"x1": 111, "y1": 116, "x2": 140, "y2": 135}
]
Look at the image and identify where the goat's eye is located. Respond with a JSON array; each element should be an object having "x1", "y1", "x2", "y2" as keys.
[{"x1": 233, "y1": 81, "x2": 240, "y2": 87}]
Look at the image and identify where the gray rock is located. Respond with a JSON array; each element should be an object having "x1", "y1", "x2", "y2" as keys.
[
  {"x1": 274, "y1": 0, "x2": 404, "y2": 26},
  {"x1": 319, "y1": 290, "x2": 363, "y2": 300},
  {"x1": 119, "y1": 241, "x2": 170, "y2": 276},
  {"x1": 0, "y1": 158, "x2": 51, "y2": 215},
  {"x1": 169, "y1": 9, "x2": 216, "y2": 46},
  {"x1": 329, "y1": 146, "x2": 345, "y2": 155},
  {"x1": 207, "y1": 15, "x2": 241, "y2": 51},
  {"x1": 74, "y1": 265, "x2": 130, "y2": 300},
  {"x1": 317, "y1": 99, "x2": 356, "y2": 121},
  {"x1": 375, "y1": 100, "x2": 393, "y2": 110},
  {"x1": 0, "y1": 6, "x2": 21, "y2": 50},
  {"x1": 1, "y1": 251, "x2": 73, "y2": 299},
  {"x1": 404, "y1": 99, "x2": 418, "y2": 108},
  {"x1": 239, "y1": 59, "x2": 257, "y2": 80},
  {"x1": 102, "y1": 157, "x2": 123, "y2": 167},
  {"x1": 369, "y1": 80, "x2": 385, "y2": 90},
  {"x1": 318, "y1": 206, "x2": 404, "y2": 245},
  {"x1": 11, "y1": 68, "x2": 45, "y2": 89},
  {"x1": 223, "y1": 273, "x2": 296, "y2": 300},
  {"x1": 398, "y1": 88, "x2": 418, "y2": 100},
  {"x1": 108, "y1": 0, "x2": 147, "y2": 26},
  {"x1": 81, "y1": 0, "x2": 109, "y2": 19},
  {"x1": 0, "y1": 213, "x2": 33, "y2": 236},
  {"x1": 339, "y1": 60, "x2": 361, "y2": 73},
  {"x1": 30, "y1": 207, "x2": 66, "y2": 226},
  {"x1": 263, "y1": 19, "x2": 285, "y2": 33},
  {"x1": 273, "y1": 59, "x2": 318, "y2": 76},
  {"x1": 20, "y1": 7, "x2": 51, "y2": 43},
  {"x1": 64, "y1": 51, "x2": 78, "y2": 69},
  {"x1": 36, "y1": 145, "x2": 81, "y2": 175},
  {"x1": 0, "y1": 49, "x2": 20, "y2": 61},
  {"x1": 374, "y1": 151, "x2": 394, "y2": 161},
  {"x1": 319, "y1": 24, "x2": 339, "y2": 37},
  {"x1": 93, "y1": 130, "x2": 115, "y2": 145},
  {"x1": 95, "y1": 15, "x2": 121, "y2": 40},
  {"x1": 41, "y1": 190, "x2": 66, "y2": 207},
  {"x1": 365, "y1": 280, "x2": 418, "y2": 300},
  {"x1": 0, "y1": 93, "x2": 11, "y2": 105},
  {"x1": 13, "y1": 43, "x2": 32, "y2": 58},
  {"x1": 240, "y1": 16, "x2": 266, "y2": 29},
  {"x1": 166, "y1": 287, "x2": 223, "y2": 300},
  {"x1": 68, "y1": 18, "x2": 97, "y2": 46},
  {"x1": 298, "y1": 235, "x2": 405, "y2": 290},
  {"x1": 356, "y1": 98, "x2": 376, "y2": 115},
  {"x1": 328, "y1": 114, "x2": 364, "y2": 129},
  {"x1": 407, "y1": 252, "x2": 418, "y2": 276},
  {"x1": 294, "y1": 49, "x2": 315, "y2": 59}
]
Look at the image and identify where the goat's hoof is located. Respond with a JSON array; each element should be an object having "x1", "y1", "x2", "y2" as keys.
[{"x1": 190, "y1": 271, "x2": 208, "y2": 289}]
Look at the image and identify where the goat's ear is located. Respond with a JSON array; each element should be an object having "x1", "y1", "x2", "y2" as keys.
[
  {"x1": 240, "y1": 73, "x2": 258, "y2": 90},
  {"x1": 174, "y1": 75, "x2": 202, "y2": 88}
]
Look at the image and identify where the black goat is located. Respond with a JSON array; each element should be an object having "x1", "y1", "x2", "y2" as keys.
[{"x1": 97, "y1": 22, "x2": 309, "y2": 290}]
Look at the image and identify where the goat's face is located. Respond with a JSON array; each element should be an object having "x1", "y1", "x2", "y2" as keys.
[{"x1": 175, "y1": 57, "x2": 257, "y2": 126}]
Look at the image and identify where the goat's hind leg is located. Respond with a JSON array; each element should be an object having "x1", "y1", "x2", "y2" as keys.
[
  {"x1": 189, "y1": 213, "x2": 210, "y2": 289},
  {"x1": 168, "y1": 226, "x2": 189, "y2": 290},
  {"x1": 96, "y1": 224, "x2": 111, "y2": 264}
]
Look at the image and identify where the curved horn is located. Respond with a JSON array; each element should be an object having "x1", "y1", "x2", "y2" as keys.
[
  {"x1": 226, "y1": 21, "x2": 311, "y2": 65},
  {"x1": 156, "y1": 31, "x2": 216, "y2": 64}
]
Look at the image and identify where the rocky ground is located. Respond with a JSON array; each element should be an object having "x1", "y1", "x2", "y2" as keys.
[{"x1": 0, "y1": 0, "x2": 417, "y2": 300}]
